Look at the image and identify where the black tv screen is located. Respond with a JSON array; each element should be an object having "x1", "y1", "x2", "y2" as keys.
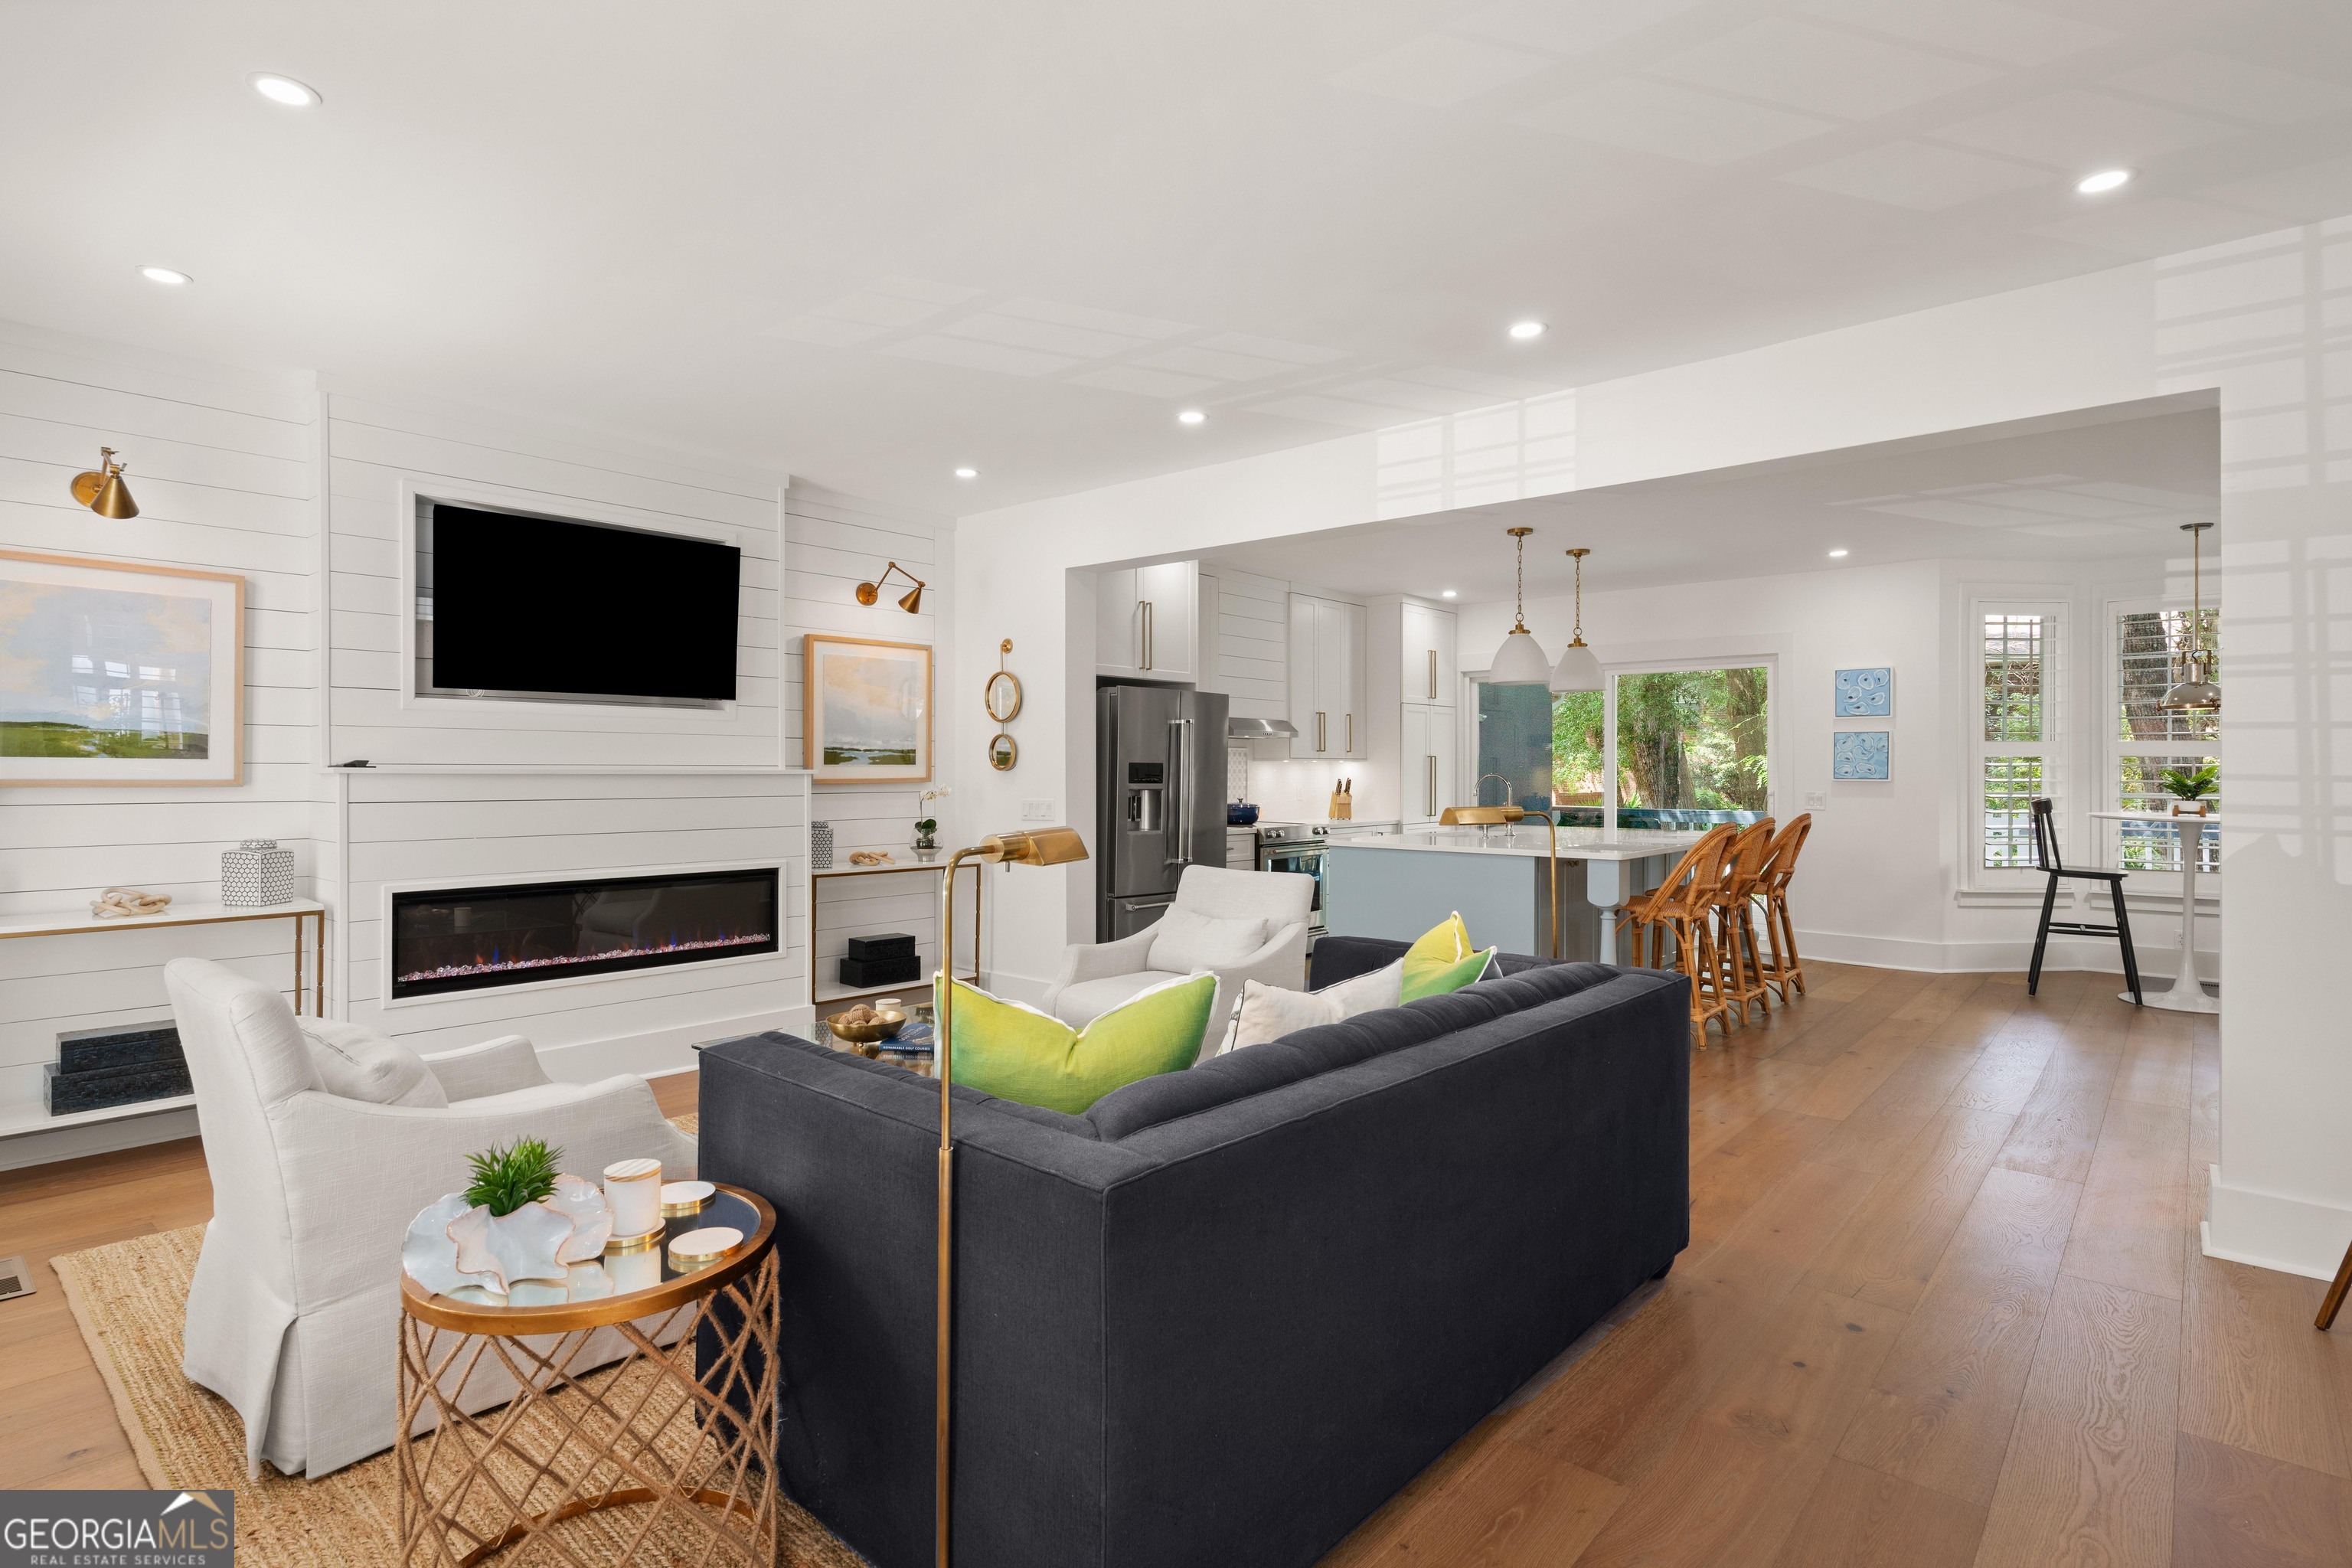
[{"x1": 427, "y1": 502, "x2": 740, "y2": 702}]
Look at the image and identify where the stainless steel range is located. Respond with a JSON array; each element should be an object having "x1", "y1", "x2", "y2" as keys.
[{"x1": 1256, "y1": 822, "x2": 1330, "y2": 933}]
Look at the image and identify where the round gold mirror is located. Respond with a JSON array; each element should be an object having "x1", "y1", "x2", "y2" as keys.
[
  {"x1": 988, "y1": 733, "x2": 1018, "y2": 771},
  {"x1": 984, "y1": 670, "x2": 1023, "y2": 724}
]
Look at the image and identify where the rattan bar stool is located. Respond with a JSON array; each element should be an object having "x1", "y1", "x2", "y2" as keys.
[
  {"x1": 1615, "y1": 824, "x2": 1736, "y2": 1044},
  {"x1": 1712, "y1": 818, "x2": 1777, "y2": 1024},
  {"x1": 1752, "y1": 814, "x2": 1811, "y2": 1001}
]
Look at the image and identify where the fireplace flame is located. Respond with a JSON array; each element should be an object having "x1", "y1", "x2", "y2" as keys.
[{"x1": 397, "y1": 929, "x2": 774, "y2": 986}]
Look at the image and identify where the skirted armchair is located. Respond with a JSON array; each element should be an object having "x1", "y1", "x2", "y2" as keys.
[
  {"x1": 163, "y1": 956, "x2": 696, "y2": 1479},
  {"x1": 1041, "y1": 865, "x2": 1315, "y2": 1060}
]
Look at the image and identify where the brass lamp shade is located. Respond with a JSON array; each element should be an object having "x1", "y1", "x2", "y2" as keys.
[
  {"x1": 857, "y1": 560, "x2": 926, "y2": 613},
  {"x1": 69, "y1": 448, "x2": 139, "y2": 518},
  {"x1": 933, "y1": 825, "x2": 1087, "y2": 1566}
]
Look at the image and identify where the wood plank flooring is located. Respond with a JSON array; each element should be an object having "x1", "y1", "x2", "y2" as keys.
[{"x1": 0, "y1": 981, "x2": 2344, "y2": 1565}]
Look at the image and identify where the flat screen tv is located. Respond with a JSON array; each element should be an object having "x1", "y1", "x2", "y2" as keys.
[{"x1": 424, "y1": 501, "x2": 740, "y2": 703}]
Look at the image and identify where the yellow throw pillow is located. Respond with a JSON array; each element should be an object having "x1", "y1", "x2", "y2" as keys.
[
  {"x1": 946, "y1": 972, "x2": 1217, "y2": 1114},
  {"x1": 1401, "y1": 912, "x2": 1475, "y2": 1001}
]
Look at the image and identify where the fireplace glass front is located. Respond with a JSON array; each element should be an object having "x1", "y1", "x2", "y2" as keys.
[{"x1": 390, "y1": 868, "x2": 779, "y2": 999}]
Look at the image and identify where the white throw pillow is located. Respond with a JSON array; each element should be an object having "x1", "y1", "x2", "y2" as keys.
[
  {"x1": 1220, "y1": 957, "x2": 1406, "y2": 1053},
  {"x1": 299, "y1": 1018, "x2": 449, "y2": 1108},
  {"x1": 1148, "y1": 904, "x2": 1271, "y2": 973}
]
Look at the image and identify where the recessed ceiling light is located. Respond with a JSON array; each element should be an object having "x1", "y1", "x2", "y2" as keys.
[
  {"x1": 1828, "y1": 548, "x2": 1850, "y2": 558},
  {"x1": 138, "y1": 266, "x2": 191, "y2": 286},
  {"x1": 1508, "y1": 321, "x2": 1546, "y2": 341},
  {"x1": 248, "y1": 73, "x2": 321, "y2": 107},
  {"x1": 2076, "y1": 168, "x2": 2132, "y2": 194},
  {"x1": 953, "y1": 466, "x2": 977, "y2": 479},
  {"x1": 1178, "y1": 409, "x2": 1206, "y2": 425},
  {"x1": 1441, "y1": 590, "x2": 1458, "y2": 598}
]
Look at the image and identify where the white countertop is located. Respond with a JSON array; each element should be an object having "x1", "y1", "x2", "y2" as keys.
[{"x1": 1330, "y1": 827, "x2": 1714, "y2": 863}]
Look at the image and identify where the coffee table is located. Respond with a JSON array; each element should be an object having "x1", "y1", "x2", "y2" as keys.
[{"x1": 396, "y1": 1184, "x2": 778, "y2": 1566}]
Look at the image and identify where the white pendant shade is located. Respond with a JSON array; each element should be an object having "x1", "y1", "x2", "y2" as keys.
[
  {"x1": 1490, "y1": 626, "x2": 1553, "y2": 684},
  {"x1": 1550, "y1": 639, "x2": 1602, "y2": 693}
]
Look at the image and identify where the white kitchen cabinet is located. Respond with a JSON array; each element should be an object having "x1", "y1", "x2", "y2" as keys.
[
  {"x1": 1286, "y1": 592, "x2": 1367, "y2": 759},
  {"x1": 1096, "y1": 560, "x2": 1197, "y2": 680},
  {"x1": 1401, "y1": 703, "x2": 1461, "y2": 825},
  {"x1": 1400, "y1": 601, "x2": 1457, "y2": 706}
]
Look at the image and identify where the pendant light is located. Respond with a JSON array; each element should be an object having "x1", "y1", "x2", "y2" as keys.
[
  {"x1": 2159, "y1": 520, "x2": 2220, "y2": 713},
  {"x1": 1488, "y1": 526, "x2": 1552, "y2": 684},
  {"x1": 1550, "y1": 547, "x2": 1602, "y2": 693}
]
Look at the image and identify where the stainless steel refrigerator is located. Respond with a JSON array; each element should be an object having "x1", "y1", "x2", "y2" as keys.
[{"x1": 1096, "y1": 684, "x2": 1229, "y2": 940}]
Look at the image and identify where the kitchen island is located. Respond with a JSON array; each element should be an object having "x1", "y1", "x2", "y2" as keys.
[{"x1": 1323, "y1": 825, "x2": 1714, "y2": 964}]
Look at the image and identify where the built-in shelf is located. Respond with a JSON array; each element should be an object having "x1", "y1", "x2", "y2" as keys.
[{"x1": 0, "y1": 1092, "x2": 196, "y2": 1142}]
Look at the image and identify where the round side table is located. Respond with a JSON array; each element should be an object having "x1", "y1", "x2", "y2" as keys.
[{"x1": 396, "y1": 1184, "x2": 778, "y2": 1567}]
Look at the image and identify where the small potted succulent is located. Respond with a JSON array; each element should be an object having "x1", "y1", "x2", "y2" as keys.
[
  {"x1": 2160, "y1": 761, "x2": 2219, "y2": 816},
  {"x1": 402, "y1": 1136, "x2": 612, "y2": 1299}
]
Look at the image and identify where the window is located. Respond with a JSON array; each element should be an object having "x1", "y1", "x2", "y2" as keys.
[
  {"x1": 1975, "y1": 608, "x2": 2060, "y2": 873},
  {"x1": 1473, "y1": 664, "x2": 1772, "y2": 816},
  {"x1": 2113, "y1": 606, "x2": 2219, "y2": 874}
]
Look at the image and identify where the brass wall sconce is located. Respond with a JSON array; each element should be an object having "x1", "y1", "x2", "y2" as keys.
[
  {"x1": 856, "y1": 561, "x2": 926, "y2": 613},
  {"x1": 985, "y1": 639, "x2": 1021, "y2": 771},
  {"x1": 69, "y1": 447, "x2": 139, "y2": 519},
  {"x1": 933, "y1": 825, "x2": 1088, "y2": 1566}
]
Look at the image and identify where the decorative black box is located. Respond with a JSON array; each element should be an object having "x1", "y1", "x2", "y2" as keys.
[
  {"x1": 839, "y1": 952, "x2": 921, "y2": 988},
  {"x1": 46, "y1": 1060, "x2": 194, "y2": 1116},
  {"x1": 57, "y1": 1021, "x2": 182, "y2": 1076},
  {"x1": 846, "y1": 933, "x2": 917, "y2": 962}
]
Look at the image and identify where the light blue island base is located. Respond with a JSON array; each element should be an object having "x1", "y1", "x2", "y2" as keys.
[{"x1": 1325, "y1": 843, "x2": 1593, "y2": 959}]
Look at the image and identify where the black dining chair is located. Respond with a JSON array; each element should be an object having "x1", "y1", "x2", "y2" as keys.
[{"x1": 2027, "y1": 797, "x2": 2141, "y2": 1005}]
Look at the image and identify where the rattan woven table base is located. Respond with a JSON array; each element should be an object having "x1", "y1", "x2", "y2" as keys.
[{"x1": 397, "y1": 1255, "x2": 778, "y2": 1568}]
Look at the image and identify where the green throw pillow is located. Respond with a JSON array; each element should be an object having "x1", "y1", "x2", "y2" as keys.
[
  {"x1": 1399, "y1": 911, "x2": 1498, "y2": 1001},
  {"x1": 1405, "y1": 946, "x2": 1498, "y2": 1001},
  {"x1": 946, "y1": 972, "x2": 1216, "y2": 1114}
]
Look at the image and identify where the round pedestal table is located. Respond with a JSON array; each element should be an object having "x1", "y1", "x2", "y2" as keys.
[
  {"x1": 396, "y1": 1184, "x2": 778, "y2": 1567},
  {"x1": 2089, "y1": 808, "x2": 2219, "y2": 1014}
]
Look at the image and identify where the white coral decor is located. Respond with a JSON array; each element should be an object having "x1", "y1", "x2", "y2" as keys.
[{"x1": 402, "y1": 1174, "x2": 616, "y2": 1298}]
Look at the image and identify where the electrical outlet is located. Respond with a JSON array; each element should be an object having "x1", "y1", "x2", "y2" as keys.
[
  {"x1": 1021, "y1": 798, "x2": 1055, "y2": 822},
  {"x1": 1805, "y1": 792, "x2": 1828, "y2": 808}
]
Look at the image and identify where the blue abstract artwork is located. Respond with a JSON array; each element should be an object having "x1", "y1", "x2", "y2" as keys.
[
  {"x1": 1834, "y1": 667, "x2": 1892, "y2": 717},
  {"x1": 1833, "y1": 730, "x2": 1890, "y2": 780}
]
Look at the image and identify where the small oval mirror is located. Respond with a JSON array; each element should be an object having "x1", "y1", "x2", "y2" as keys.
[
  {"x1": 988, "y1": 733, "x2": 1018, "y2": 771},
  {"x1": 985, "y1": 670, "x2": 1023, "y2": 723}
]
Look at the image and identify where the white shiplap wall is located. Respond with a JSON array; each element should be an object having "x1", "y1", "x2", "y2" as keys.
[
  {"x1": 784, "y1": 483, "x2": 963, "y2": 1002},
  {"x1": 321, "y1": 390, "x2": 809, "y2": 1076},
  {"x1": 0, "y1": 322, "x2": 318, "y2": 1161}
]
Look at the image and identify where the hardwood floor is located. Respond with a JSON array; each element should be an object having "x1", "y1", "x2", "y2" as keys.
[{"x1": 0, "y1": 982, "x2": 2344, "y2": 1565}]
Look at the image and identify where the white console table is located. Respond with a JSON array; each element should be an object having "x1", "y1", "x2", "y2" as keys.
[{"x1": 2089, "y1": 810, "x2": 2217, "y2": 1014}]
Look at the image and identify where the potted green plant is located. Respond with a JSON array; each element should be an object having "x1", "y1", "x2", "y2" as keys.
[
  {"x1": 2159, "y1": 761, "x2": 2218, "y2": 816},
  {"x1": 400, "y1": 1136, "x2": 613, "y2": 1298}
]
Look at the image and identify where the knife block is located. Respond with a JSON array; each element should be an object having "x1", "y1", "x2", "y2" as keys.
[{"x1": 1328, "y1": 787, "x2": 1353, "y2": 820}]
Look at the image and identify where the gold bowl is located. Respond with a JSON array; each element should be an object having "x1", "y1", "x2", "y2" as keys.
[{"x1": 828, "y1": 1011, "x2": 904, "y2": 1045}]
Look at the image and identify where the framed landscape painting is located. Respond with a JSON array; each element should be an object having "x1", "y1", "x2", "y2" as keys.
[
  {"x1": 803, "y1": 634, "x2": 931, "y2": 782},
  {"x1": 0, "y1": 550, "x2": 243, "y2": 786}
]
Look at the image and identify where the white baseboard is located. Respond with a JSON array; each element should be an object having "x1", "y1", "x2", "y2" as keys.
[
  {"x1": 1797, "y1": 926, "x2": 2216, "y2": 978},
  {"x1": 2203, "y1": 1163, "x2": 2352, "y2": 1282},
  {"x1": 0, "y1": 1105, "x2": 200, "y2": 1174}
]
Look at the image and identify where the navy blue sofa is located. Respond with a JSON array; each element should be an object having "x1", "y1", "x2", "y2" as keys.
[{"x1": 696, "y1": 944, "x2": 1689, "y2": 1568}]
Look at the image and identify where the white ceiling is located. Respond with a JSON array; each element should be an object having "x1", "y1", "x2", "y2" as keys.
[
  {"x1": 0, "y1": 2, "x2": 2343, "y2": 511},
  {"x1": 1198, "y1": 395, "x2": 2218, "y2": 598}
]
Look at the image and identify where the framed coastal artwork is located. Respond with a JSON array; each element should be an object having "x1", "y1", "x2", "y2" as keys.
[
  {"x1": 1831, "y1": 730, "x2": 1891, "y2": 781},
  {"x1": 1834, "y1": 667, "x2": 1892, "y2": 717},
  {"x1": 803, "y1": 634, "x2": 932, "y2": 782},
  {"x1": 0, "y1": 550, "x2": 244, "y2": 786}
]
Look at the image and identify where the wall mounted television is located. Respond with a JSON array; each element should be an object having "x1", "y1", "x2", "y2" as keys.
[{"x1": 420, "y1": 501, "x2": 740, "y2": 704}]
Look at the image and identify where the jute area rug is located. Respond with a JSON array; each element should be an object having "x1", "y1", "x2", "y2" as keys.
[{"x1": 51, "y1": 1112, "x2": 867, "y2": 1568}]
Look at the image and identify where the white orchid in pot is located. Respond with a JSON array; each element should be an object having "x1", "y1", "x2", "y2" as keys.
[
  {"x1": 402, "y1": 1138, "x2": 614, "y2": 1302},
  {"x1": 913, "y1": 786, "x2": 950, "y2": 861}
]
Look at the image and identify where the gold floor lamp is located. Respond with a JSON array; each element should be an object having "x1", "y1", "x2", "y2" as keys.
[
  {"x1": 932, "y1": 825, "x2": 1087, "y2": 1568},
  {"x1": 1438, "y1": 805, "x2": 1561, "y2": 960}
]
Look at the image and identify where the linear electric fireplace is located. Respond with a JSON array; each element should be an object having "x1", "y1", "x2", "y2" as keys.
[{"x1": 390, "y1": 867, "x2": 779, "y2": 1000}]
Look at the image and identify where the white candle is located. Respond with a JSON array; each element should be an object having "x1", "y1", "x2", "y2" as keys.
[{"x1": 603, "y1": 1158, "x2": 662, "y2": 1238}]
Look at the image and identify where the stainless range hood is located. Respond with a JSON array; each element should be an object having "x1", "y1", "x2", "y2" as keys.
[{"x1": 1226, "y1": 716, "x2": 1299, "y2": 739}]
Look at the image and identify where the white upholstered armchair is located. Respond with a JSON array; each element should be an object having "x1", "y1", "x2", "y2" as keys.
[
  {"x1": 164, "y1": 956, "x2": 696, "y2": 1479},
  {"x1": 1041, "y1": 865, "x2": 1315, "y2": 1059}
]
